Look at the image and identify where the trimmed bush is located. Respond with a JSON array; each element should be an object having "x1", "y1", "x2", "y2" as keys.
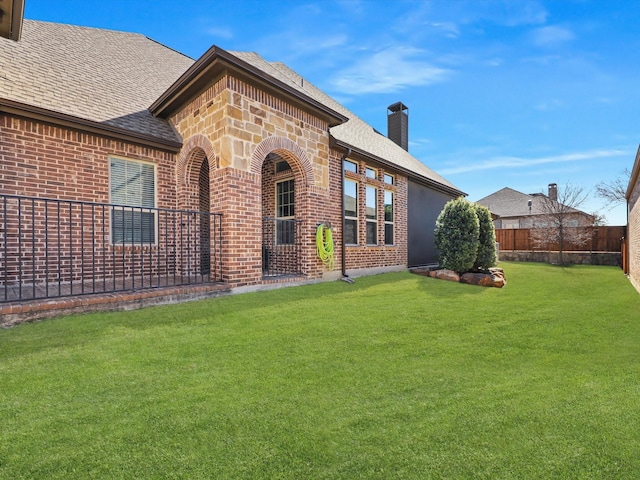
[
  {"x1": 434, "y1": 197, "x2": 479, "y2": 274},
  {"x1": 473, "y1": 203, "x2": 498, "y2": 271}
]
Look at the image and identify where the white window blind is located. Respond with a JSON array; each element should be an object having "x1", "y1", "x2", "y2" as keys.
[{"x1": 110, "y1": 158, "x2": 156, "y2": 244}]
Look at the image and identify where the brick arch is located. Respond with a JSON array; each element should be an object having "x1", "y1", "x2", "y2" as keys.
[
  {"x1": 251, "y1": 136, "x2": 314, "y2": 187},
  {"x1": 177, "y1": 134, "x2": 218, "y2": 187},
  {"x1": 176, "y1": 134, "x2": 217, "y2": 211}
]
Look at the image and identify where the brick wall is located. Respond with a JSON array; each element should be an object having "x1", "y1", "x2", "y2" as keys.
[
  {"x1": 0, "y1": 115, "x2": 176, "y2": 206},
  {"x1": 0, "y1": 115, "x2": 216, "y2": 287},
  {"x1": 2, "y1": 72, "x2": 415, "y2": 295},
  {"x1": 169, "y1": 72, "x2": 409, "y2": 284},
  {"x1": 342, "y1": 158, "x2": 407, "y2": 271}
]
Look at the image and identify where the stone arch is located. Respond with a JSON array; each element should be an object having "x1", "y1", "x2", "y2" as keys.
[{"x1": 251, "y1": 136, "x2": 314, "y2": 187}]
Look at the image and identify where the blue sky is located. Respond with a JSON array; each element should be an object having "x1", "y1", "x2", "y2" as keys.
[{"x1": 25, "y1": 0, "x2": 639, "y2": 225}]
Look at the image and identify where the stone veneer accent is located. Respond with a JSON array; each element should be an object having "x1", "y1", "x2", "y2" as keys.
[{"x1": 170, "y1": 72, "x2": 408, "y2": 286}]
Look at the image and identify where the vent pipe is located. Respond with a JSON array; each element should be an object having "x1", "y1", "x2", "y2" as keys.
[{"x1": 387, "y1": 102, "x2": 409, "y2": 151}]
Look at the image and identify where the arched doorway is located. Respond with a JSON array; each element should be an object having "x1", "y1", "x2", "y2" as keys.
[
  {"x1": 261, "y1": 152, "x2": 302, "y2": 277},
  {"x1": 198, "y1": 158, "x2": 210, "y2": 275}
]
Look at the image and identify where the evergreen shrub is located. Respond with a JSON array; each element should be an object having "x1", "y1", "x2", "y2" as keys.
[
  {"x1": 473, "y1": 203, "x2": 498, "y2": 271},
  {"x1": 434, "y1": 197, "x2": 479, "y2": 274}
]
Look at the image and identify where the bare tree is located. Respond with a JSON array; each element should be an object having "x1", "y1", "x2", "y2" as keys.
[
  {"x1": 590, "y1": 211, "x2": 607, "y2": 227},
  {"x1": 596, "y1": 169, "x2": 630, "y2": 209},
  {"x1": 530, "y1": 183, "x2": 593, "y2": 264}
]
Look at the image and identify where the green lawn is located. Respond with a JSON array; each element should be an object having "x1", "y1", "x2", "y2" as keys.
[{"x1": 1, "y1": 262, "x2": 639, "y2": 479}]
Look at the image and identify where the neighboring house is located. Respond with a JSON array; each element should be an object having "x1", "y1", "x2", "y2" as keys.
[
  {"x1": 626, "y1": 146, "x2": 640, "y2": 293},
  {"x1": 0, "y1": 18, "x2": 463, "y2": 316},
  {"x1": 476, "y1": 184, "x2": 594, "y2": 229}
]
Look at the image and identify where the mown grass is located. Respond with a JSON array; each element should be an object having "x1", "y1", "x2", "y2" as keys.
[{"x1": 1, "y1": 262, "x2": 639, "y2": 479}]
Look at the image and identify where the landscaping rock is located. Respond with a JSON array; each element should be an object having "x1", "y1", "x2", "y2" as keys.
[
  {"x1": 460, "y1": 271, "x2": 505, "y2": 288},
  {"x1": 413, "y1": 267, "x2": 506, "y2": 288},
  {"x1": 435, "y1": 269, "x2": 460, "y2": 282},
  {"x1": 409, "y1": 267, "x2": 432, "y2": 277}
]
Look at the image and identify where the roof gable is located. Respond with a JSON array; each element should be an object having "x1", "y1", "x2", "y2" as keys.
[
  {"x1": 476, "y1": 186, "x2": 591, "y2": 218},
  {"x1": 231, "y1": 52, "x2": 463, "y2": 196}
]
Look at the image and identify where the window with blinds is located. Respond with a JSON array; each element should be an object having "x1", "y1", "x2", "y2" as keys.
[{"x1": 109, "y1": 158, "x2": 156, "y2": 244}]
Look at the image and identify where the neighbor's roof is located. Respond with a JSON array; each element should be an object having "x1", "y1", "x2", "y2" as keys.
[
  {"x1": 476, "y1": 187, "x2": 588, "y2": 218},
  {"x1": 230, "y1": 52, "x2": 463, "y2": 195},
  {"x1": 0, "y1": 20, "x2": 194, "y2": 144}
]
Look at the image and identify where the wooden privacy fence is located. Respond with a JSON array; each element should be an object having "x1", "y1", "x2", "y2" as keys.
[{"x1": 495, "y1": 226, "x2": 626, "y2": 252}]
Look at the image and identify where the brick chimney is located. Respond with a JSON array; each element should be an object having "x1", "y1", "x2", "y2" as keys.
[
  {"x1": 387, "y1": 102, "x2": 409, "y2": 151},
  {"x1": 548, "y1": 183, "x2": 558, "y2": 202}
]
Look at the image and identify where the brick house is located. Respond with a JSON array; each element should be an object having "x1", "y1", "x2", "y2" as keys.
[
  {"x1": 477, "y1": 184, "x2": 594, "y2": 229},
  {"x1": 626, "y1": 146, "x2": 640, "y2": 293},
  {"x1": 0, "y1": 19, "x2": 463, "y2": 320}
]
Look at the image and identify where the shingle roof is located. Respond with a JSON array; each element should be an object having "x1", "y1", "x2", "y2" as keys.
[
  {"x1": 0, "y1": 20, "x2": 194, "y2": 142},
  {"x1": 1, "y1": 20, "x2": 462, "y2": 194},
  {"x1": 230, "y1": 52, "x2": 463, "y2": 195},
  {"x1": 476, "y1": 187, "x2": 586, "y2": 218}
]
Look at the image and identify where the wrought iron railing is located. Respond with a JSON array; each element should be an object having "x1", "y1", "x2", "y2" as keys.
[
  {"x1": 0, "y1": 194, "x2": 222, "y2": 303},
  {"x1": 261, "y1": 217, "x2": 302, "y2": 277}
]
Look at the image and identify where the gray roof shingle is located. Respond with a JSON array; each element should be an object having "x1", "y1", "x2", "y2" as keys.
[
  {"x1": 0, "y1": 20, "x2": 194, "y2": 142},
  {"x1": 476, "y1": 187, "x2": 586, "y2": 218}
]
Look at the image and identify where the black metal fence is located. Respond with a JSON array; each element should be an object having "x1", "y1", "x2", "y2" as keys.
[
  {"x1": 1, "y1": 194, "x2": 222, "y2": 303},
  {"x1": 262, "y1": 217, "x2": 302, "y2": 277}
]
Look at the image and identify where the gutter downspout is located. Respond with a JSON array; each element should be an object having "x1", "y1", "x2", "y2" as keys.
[{"x1": 340, "y1": 148, "x2": 354, "y2": 283}]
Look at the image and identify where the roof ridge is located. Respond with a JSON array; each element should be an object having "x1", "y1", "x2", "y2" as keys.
[{"x1": 23, "y1": 18, "x2": 145, "y2": 37}]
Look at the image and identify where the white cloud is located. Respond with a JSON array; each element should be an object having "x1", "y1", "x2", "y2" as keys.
[
  {"x1": 531, "y1": 25, "x2": 575, "y2": 47},
  {"x1": 535, "y1": 99, "x2": 566, "y2": 111},
  {"x1": 206, "y1": 27, "x2": 233, "y2": 40},
  {"x1": 329, "y1": 46, "x2": 451, "y2": 95},
  {"x1": 500, "y1": 0, "x2": 548, "y2": 26},
  {"x1": 440, "y1": 149, "x2": 628, "y2": 175},
  {"x1": 429, "y1": 22, "x2": 460, "y2": 38}
]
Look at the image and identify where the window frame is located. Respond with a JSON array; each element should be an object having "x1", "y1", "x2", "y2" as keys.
[
  {"x1": 275, "y1": 177, "x2": 295, "y2": 245},
  {"x1": 366, "y1": 185, "x2": 378, "y2": 245},
  {"x1": 384, "y1": 173, "x2": 394, "y2": 185},
  {"x1": 366, "y1": 167, "x2": 377, "y2": 179},
  {"x1": 343, "y1": 159, "x2": 358, "y2": 173},
  {"x1": 344, "y1": 178, "x2": 358, "y2": 245},
  {"x1": 384, "y1": 190, "x2": 394, "y2": 245},
  {"x1": 109, "y1": 156, "x2": 157, "y2": 246}
]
